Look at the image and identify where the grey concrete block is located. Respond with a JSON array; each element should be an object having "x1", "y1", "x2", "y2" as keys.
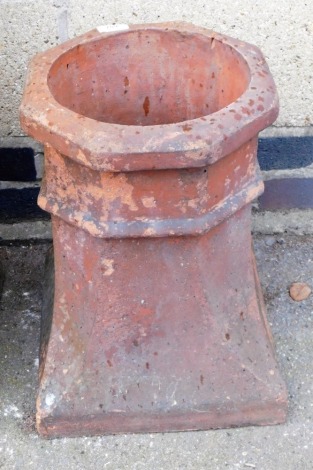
[
  {"x1": 0, "y1": 0, "x2": 67, "y2": 137},
  {"x1": 0, "y1": 261, "x2": 4, "y2": 300},
  {"x1": 0, "y1": 221, "x2": 52, "y2": 241},
  {"x1": 252, "y1": 209, "x2": 313, "y2": 236},
  {"x1": 0, "y1": 136, "x2": 43, "y2": 154}
]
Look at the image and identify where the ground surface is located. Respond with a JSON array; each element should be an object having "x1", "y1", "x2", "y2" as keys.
[{"x1": 0, "y1": 235, "x2": 312, "y2": 470}]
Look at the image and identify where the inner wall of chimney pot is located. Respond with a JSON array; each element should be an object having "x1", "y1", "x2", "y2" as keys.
[{"x1": 48, "y1": 30, "x2": 250, "y2": 126}]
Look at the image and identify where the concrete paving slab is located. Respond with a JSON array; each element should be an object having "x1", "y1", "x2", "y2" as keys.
[
  {"x1": 0, "y1": 235, "x2": 312, "y2": 469},
  {"x1": 0, "y1": 261, "x2": 4, "y2": 299},
  {"x1": 252, "y1": 210, "x2": 313, "y2": 236}
]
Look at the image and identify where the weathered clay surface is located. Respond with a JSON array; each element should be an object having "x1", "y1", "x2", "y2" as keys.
[
  {"x1": 20, "y1": 22, "x2": 287, "y2": 437},
  {"x1": 37, "y1": 209, "x2": 287, "y2": 438},
  {"x1": 38, "y1": 138, "x2": 263, "y2": 238},
  {"x1": 20, "y1": 22, "x2": 278, "y2": 173}
]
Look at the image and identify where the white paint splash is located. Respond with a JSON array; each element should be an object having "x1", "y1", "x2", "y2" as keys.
[
  {"x1": 3, "y1": 405, "x2": 22, "y2": 419},
  {"x1": 97, "y1": 24, "x2": 129, "y2": 33}
]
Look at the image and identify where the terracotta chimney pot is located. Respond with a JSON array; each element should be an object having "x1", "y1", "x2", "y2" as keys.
[{"x1": 20, "y1": 22, "x2": 287, "y2": 438}]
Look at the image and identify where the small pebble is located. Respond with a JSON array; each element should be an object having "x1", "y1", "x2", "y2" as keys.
[
  {"x1": 265, "y1": 236, "x2": 276, "y2": 247},
  {"x1": 289, "y1": 282, "x2": 311, "y2": 301}
]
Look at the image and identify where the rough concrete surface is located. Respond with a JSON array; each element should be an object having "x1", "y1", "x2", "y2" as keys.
[
  {"x1": 0, "y1": 0, "x2": 313, "y2": 137},
  {"x1": 0, "y1": 221, "x2": 52, "y2": 242},
  {"x1": 252, "y1": 210, "x2": 313, "y2": 236},
  {"x1": 0, "y1": 235, "x2": 312, "y2": 469},
  {"x1": 0, "y1": 0, "x2": 60, "y2": 137},
  {"x1": 0, "y1": 260, "x2": 4, "y2": 298}
]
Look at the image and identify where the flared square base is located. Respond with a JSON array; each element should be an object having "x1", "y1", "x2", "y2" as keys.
[{"x1": 37, "y1": 209, "x2": 287, "y2": 437}]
